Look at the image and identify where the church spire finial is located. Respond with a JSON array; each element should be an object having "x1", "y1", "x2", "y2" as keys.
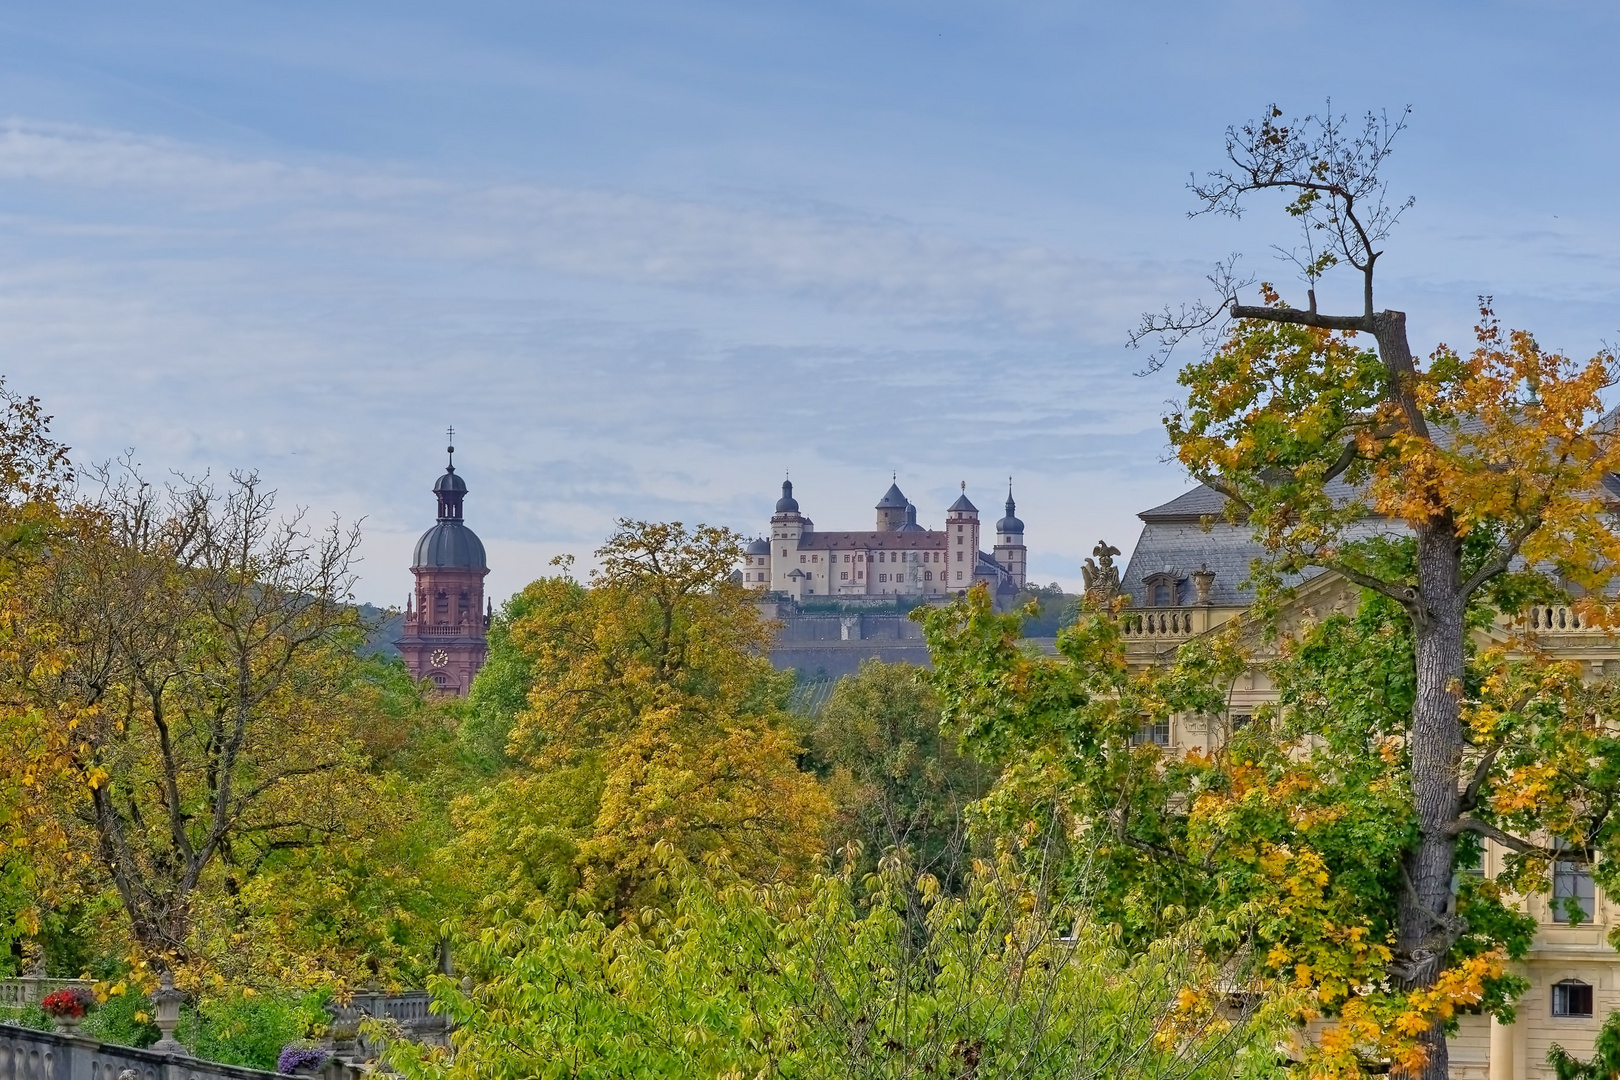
[{"x1": 446, "y1": 426, "x2": 456, "y2": 472}]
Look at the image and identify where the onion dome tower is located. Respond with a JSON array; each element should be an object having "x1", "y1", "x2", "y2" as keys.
[
  {"x1": 993, "y1": 479, "x2": 1027, "y2": 589},
  {"x1": 395, "y1": 430, "x2": 490, "y2": 695}
]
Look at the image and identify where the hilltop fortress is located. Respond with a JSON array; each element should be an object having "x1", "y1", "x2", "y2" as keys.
[{"x1": 743, "y1": 478, "x2": 1026, "y2": 600}]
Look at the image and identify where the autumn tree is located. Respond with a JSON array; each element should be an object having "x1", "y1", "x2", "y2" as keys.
[
  {"x1": 0, "y1": 462, "x2": 426, "y2": 984},
  {"x1": 0, "y1": 379, "x2": 76, "y2": 970},
  {"x1": 451, "y1": 520, "x2": 830, "y2": 918},
  {"x1": 923, "y1": 584, "x2": 1557, "y2": 1078},
  {"x1": 1129, "y1": 105, "x2": 1620, "y2": 1077}
]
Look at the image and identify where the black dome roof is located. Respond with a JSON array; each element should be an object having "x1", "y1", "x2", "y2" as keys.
[
  {"x1": 997, "y1": 486, "x2": 1024, "y2": 534},
  {"x1": 433, "y1": 468, "x2": 467, "y2": 493},
  {"x1": 413, "y1": 521, "x2": 487, "y2": 570},
  {"x1": 775, "y1": 479, "x2": 800, "y2": 513},
  {"x1": 745, "y1": 536, "x2": 771, "y2": 555}
]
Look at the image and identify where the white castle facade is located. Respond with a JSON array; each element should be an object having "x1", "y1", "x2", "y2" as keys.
[{"x1": 742, "y1": 478, "x2": 1026, "y2": 601}]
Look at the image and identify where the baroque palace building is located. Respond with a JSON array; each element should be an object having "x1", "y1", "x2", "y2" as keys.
[
  {"x1": 394, "y1": 439, "x2": 491, "y2": 696},
  {"x1": 1105, "y1": 483, "x2": 1620, "y2": 1080},
  {"x1": 742, "y1": 478, "x2": 1026, "y2": 600}
]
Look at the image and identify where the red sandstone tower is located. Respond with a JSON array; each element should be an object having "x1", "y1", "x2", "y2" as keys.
[{"x1": 395, "y1": 437, "x2": 490, "y2": 695}]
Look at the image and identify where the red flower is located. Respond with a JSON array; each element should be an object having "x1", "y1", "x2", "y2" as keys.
[{"x1": 41, "y1": 987, "x2": 95, "y2": 1019}]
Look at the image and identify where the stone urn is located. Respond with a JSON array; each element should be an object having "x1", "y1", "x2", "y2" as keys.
[{"x1": 51, "y1": 1012, "x2": 81, "y2": 1035}]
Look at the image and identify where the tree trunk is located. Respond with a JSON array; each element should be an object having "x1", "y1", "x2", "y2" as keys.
[
  {"x1": 1373, "y1": 309, "x2": 1465, "y2": 1080},
  {"x1": 1396, "y1": 521, "x2": 1467, "y2": 1080}
]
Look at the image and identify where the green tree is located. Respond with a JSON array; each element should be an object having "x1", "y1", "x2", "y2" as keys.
[
  {"x1": 1131, "y1": 105, "x2": 1620, "y2": 1078},
  {"x1": 806, "y1": 659, "x2": 994, "y2": 892},
  {"x1": 920, "y1": 584, "x2": 1544, "y2": 1079},
  {"x1": 380, "y1": 847, "x2": 1292, "y2": 1080}
]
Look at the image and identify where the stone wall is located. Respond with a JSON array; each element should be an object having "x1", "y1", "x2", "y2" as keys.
[{"x1": 0, "y1": 1023, "x2": 327, "y2": 1080}]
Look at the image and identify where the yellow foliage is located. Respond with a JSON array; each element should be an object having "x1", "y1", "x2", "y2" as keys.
[{"x1": 453, "y1": 521, "x2": 830, "y2": 918}]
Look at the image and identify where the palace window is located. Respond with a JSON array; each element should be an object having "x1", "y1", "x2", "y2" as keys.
[
  {"x1": 956, "y1": 571, "x2": 963, "y2": 581},
  {"x1": 800, "y1": 555, "x2": 807, "y2": 563},
  {"x1": 924, "y1": 571, "x2": 932, "y2": 581},
  {"x1": 1132, "y1": 719, "x2": 1170, "y2": 747},
  {"x1": 879, "y1": 574, "x2": 887, "y2": 582},
  {"x1": 1552, "y1": 980, "x2": 1594, "y2": 1018},
  {"x1": 1553, "y1": 851, "x2": 1595, "y2": 924},
  {"x1": 957, "y1": 552, "x2": 963, "y2": 562},
  {"x1": 840, "y1": 571, "x2": 848, "y2": 580},
  {"x1": 857, "y1": 571, "x2": 863, "y2": 579}
]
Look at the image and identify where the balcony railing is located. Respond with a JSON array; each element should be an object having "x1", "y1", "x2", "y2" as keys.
[
  {"x1": 1514, "y1": 605, "x2": 1592, "y2": 633},
  {"x1": 403, "y1": 623, "x2": 478, "y2": 636},
  {"x1": 1120, "y1": 608, "x2": 1202, "y2": 640}
]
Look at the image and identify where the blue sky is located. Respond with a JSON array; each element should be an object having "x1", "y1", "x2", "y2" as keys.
[{"x1": 2, "y1": 1, "x2": 1619, "y2": 605}]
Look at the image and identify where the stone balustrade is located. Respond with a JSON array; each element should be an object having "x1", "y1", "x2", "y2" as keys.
[
  {"x1": 0, "y1": 1023, "x2": 349, "y2": 1080},
  {"x1": 0, "y1": 980, "x2": 93, "y2": 1011},
  {"x1": 1514, "y1": 605, "x2": 1594, "y2": 632},
  {"x1": 1119, "y1": 607, "x2": 1207, "y2": 641},
  {"x1": 324, "y1": 990, "x2": 449, "y2": 1063}
]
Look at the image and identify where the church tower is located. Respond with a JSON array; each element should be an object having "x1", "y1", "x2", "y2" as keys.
[{"x1": 395, "y1": 433, "x2": 490, "y2": 695}]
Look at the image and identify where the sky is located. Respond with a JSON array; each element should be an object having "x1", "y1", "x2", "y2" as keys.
[{"x1": 2, "y1": 0, "x2": 1620, "y2": 606}]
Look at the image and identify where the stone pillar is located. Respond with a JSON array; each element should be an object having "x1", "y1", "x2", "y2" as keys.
[{"x1": 1489, "y1": 1013, "x2": 1521, "y2": 1080}]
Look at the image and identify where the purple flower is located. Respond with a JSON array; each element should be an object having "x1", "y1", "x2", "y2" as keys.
[{"x1": 275, "y1": 1045, "x2": 329, "y2": 1074}]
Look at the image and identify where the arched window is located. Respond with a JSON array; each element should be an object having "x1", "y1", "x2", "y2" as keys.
[{"x1": 1552, "y1": 979, "x2": 1594, "y2": 1018}]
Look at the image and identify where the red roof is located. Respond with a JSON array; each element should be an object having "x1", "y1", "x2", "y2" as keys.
[{"x1": 798, "y1": 530, "x2": 947, "y2": 550}]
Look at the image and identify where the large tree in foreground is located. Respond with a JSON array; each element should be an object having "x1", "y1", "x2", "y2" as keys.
[{"x1": 1133, "y1": 106, "x2": 1620, "y2": 1078}]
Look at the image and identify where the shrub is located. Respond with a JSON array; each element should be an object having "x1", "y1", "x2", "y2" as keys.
[
  {"x1": 79, "y1": 986, "x2": 159, "y2": 1047},
  {"x1": 276, "y1": 1044, "x2": 330, "y2": 1073},
  {"x1": 176, "y1": 990, "x2": 331, "y2": 1071}
]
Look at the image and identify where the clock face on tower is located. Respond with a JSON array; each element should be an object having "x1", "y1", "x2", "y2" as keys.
[{"x1": 430, "y1": 649, "x2": 450, "y2": 668}]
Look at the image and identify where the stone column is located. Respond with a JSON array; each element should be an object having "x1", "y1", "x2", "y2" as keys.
[{"x1": 1489, "y1": 1013, "x2": 1521, "y2": 1080}]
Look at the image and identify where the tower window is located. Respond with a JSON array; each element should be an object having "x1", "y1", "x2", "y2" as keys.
[{"x1": 1552, "y1": 980, "x2": 1594, "y2": 1018}]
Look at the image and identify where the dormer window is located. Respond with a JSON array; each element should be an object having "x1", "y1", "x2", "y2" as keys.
[{"x1": 1142, "y1": 572, "x2": 1184, "y2": 607}]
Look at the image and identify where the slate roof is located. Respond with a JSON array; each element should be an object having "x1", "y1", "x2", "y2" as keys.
[
  {"x1": 1123, "y1": 482, "x2": 1403, "y2": 607},
  {"x1": 799, "y1": 530, "x2": 947, "y2": 550},
  {"x1": 876, "y1": 483, "x2": 910, "y2": 509},
  {"x1": 1119, "y1": 520, "x2": 1274, "y2": 607},
  {"x1": 432, "y1": 467, "x2": 467, "y2": 494},
  {"x1": 949, "y1": 493, "x2": 978, "y2": 513},
  {"x1": 413, "y1": 521, "x2": 488, "y2": 570}
]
